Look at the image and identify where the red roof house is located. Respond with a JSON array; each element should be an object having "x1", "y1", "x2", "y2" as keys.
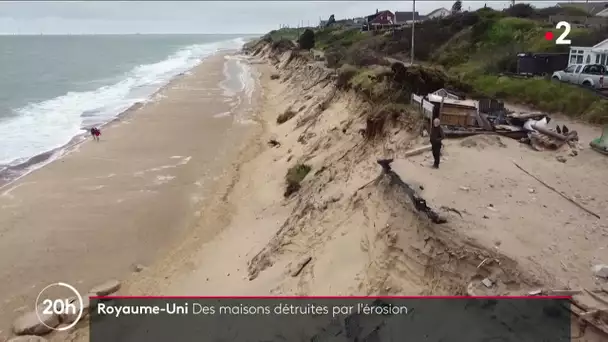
[{"x1": 367, "y1": 10, "x2": 395, "y2": 26}]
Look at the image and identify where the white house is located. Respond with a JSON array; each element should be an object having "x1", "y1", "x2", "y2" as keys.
[
  {"x1": 569, "y1": 38, "x2": 608, "y2": 66},
  {"x1": 426, "y1": 7, "x2": 451, "y2": 19}
]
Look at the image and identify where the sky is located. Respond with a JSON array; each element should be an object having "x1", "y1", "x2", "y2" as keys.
[{"x1": 0, "y1": 1, "x2": 561, "y2": 35}]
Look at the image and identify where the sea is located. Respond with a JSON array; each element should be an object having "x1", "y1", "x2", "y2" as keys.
[{"x1": 0, "y1": 34, "x2": 255, "y2": 185}]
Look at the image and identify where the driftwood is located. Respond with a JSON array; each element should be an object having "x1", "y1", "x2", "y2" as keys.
[
  {"x1": 508, "y1": 112, "x2": 547, "y2": 121},
  {"x1": 377, "y1": 159, "x2": 446, "y2": 224},
  {"x1": 529, "y1": 131, "x2": 565, "y2": 150},
  {"x1": 586, "y1": 288, "x2": 608, "y2": 307},
  {"x1": 291, "y1": 256, "x2": 312, "y2": 277},
  {"x1": 512, "y1": 161, "x2": 601, "y2": 219},
  {"x1": 268, "y1": 139, "x2": 281, "y2": 147},
  {"x1": 532, "y1": 124, "x2": 578, "y2": 142},
  {"x1": 403, "y1": 145, "x2": 432, "y2": 157}
]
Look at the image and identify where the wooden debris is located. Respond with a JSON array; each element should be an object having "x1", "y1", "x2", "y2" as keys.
[
  {"x1": 546, "y1": 289, "x2": 582, "y2": 296},
  {"x1": 440, "y1": 206, "x2": 463, "y2": 217},
  {"x1": 563, "y1": 299, "x2": 608, "y2": 338},
  {"x1": 377, "y1": 159, "x2": 447, "y2": 224},
  {"x1": 291, "y1": 256, "x2": 312, "y2": 277},
  {"x1": 586, "y1": 288, "x2": 608, "y2": 307},
  {"x1": 532, "y1": 124, "x2": 570, "y2": 141},
  {"x1": 377, "y1": 159, "x2": 394, "y2": 172},
  {"x1": 403, "y1": 145, "x2": 432, "y2": 157},
  {"x1": 268, "y1": 139, "x2": 281, "y2": 147},
  {"x1": 512, "y1": 161, "x2": 601, "y2": 219},
  {"x1": 527, "y1": 288, "x2": 581, "y2": 296}
]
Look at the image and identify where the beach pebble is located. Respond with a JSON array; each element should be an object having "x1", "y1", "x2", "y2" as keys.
[
  {"x1": 89, "y1": 280, "x2": 121, "y2": 296},
  {"x1": 8, "y1": 336, "x2": 48, "y2": 342},
  {"x1": 12, "y1": 306, "x2": 59, "y2": 336},
  {"x1": 592, "y1": 264, "x2": 608, "y2": 278},
  {"x1": 132, "y1": 264, "x2": 145, "y2": 273}
]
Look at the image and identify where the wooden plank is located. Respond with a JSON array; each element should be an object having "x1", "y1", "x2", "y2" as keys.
[
  {"x1": 404, "y1": 144, "x2": 433, "y2": 157},
  {"x1": 512, "y1": 161, "x2": 601, "y2": 219}
]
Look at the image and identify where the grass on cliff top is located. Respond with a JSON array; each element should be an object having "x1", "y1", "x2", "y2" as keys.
[
  {"x1": 471, "y1": 75, "x2": 608, "y2": 124},
  {"x1": 314, "y1": 27, "x2": 370, "y2": 50},
  {"x1": 265, "y1": 28, "x2": 306, "y2": 42},
  {"x1": 432, "y1": 15, "x2": 608, "y2": 123},
  {"x1": 284, "y1": 163, "x2": 312, "y2": 197}
]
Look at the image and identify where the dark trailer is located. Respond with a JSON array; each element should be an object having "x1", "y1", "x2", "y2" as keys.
[{"x1": 517, "y1": 52, "x2": 569, "y2": 76}]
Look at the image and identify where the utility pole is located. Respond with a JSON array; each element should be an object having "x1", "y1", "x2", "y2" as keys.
[{"x1": 411, "y1": 0, "x2": 415, "y2": 66}]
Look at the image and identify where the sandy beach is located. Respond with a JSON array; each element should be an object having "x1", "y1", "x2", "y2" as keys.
[{"x1": 0, "y1": 52, "x2": 261, "y2": 341}]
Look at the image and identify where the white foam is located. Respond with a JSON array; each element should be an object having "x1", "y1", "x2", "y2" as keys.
[{"x1": 0, "y1": 37, "x2": 247, "y2": 166}]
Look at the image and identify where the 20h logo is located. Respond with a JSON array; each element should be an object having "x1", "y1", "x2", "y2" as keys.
[{"x1": 35, "y1": 282, "x2": 84, "y2": 331}]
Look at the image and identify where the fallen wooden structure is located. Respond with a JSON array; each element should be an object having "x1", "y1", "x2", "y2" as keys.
[{"x1": 377, "y1": 159, "x2": 446, "y2": 224}]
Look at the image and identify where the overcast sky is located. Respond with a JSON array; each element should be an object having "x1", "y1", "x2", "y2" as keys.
[{"x1": 0, "y1": 1, "x2": 559, "y2": 35}]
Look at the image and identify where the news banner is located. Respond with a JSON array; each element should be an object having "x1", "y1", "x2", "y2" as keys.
[{"x1": 33, "y1": 282, "x2": 572, "y2": 341}]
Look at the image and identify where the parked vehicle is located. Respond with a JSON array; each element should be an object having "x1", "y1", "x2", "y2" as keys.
[
  {"x1": 517, "y1": 52, "x2": 568, "y2": 76},
  {"x1": 551, "y1": 64, "x2": 607, "y2": 89}
]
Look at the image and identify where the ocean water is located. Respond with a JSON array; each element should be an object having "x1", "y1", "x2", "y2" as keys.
[{"x1": 0, "y1": 34, "x2": 251, "y2": 176}]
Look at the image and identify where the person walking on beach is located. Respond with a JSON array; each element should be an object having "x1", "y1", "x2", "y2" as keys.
[
  {"x1": 90, "y1": 127, "x2": 101, "y2": 142},
  {"x1": 430, "y1": 118, "x2": 445, "y2": 169}
]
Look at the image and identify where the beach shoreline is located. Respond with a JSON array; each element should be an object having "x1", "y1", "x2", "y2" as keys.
[
  {"x1": 0, "y1": 51, "x2": 262, "y2": 341},
  {"x1": 0, "y1": 36, "x2": 251, "y2": 189}
]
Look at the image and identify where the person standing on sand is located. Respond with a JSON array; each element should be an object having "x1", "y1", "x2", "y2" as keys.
[
  {"x1": 430, "y1": 118, "x2": 445, "y2": 169},
  {"x1": 90, "y1": 127, "x2": 101, "y2": 142}
]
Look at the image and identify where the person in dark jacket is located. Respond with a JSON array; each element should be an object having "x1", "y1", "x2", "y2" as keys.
[
  {"x1": 90, "y1": 127, "x2": 101, "y2": 142},
  {"x1": 430, "y1": 118, "x2": 445, "y2": 168}
]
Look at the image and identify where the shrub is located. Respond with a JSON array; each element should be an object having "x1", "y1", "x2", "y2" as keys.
[
  {"x1": 298, "y1": 29, "x2": 315, "y2": 50},
  {"x1": 271, "y1": 38, "x2": 296, "y2": 53},
  {"x1": 277, "y1": 109, "x2": 296, "y2": 124},
  {"x1": 324, "y1": 46, "x2": 347, "y2": 68},
  {"x1": 284, "y1": 164, "x2": 312, "y2": 197},
  {"x1": 336, "y1": 64, "x2": 359, "y2": 88},
  {"x1": 504, "y1": 3, "x2": 535, "y2": 18}
]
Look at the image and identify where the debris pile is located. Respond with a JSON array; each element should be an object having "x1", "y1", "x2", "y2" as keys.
[{"x1": 411, "y1": 88, "x2": 579, "y2": 151}]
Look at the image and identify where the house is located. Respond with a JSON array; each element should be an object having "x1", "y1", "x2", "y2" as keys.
[
  {"x1": 365, "y1": 10, "x2": 395, "y2": 30},
  {"x1": 549, "y1": 14, "x2": 608, "y2": 29},
  {"x1": 425, "y1": 7, "x2": 451, "y2": 19},
  {"x1": 366, "y1": 10, "x2": 395, "y2": 24},
  {"x1": 395, "y1": 11, "x2": 423, "y2": 25},
  {"x1": 569, "y1": 38, "x2": 608, "y2": 66},
  {"x1": 557, "y1": 2, "x2": 608, "y2": 16}
]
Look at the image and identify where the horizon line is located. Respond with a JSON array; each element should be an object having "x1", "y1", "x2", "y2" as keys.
[{"x1": 0, "y1": 33, "x2": 264, "y2": 36}]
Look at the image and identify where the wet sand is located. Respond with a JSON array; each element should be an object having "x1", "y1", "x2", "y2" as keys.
[{"x1": 0, "y1": 53, "x2": 259, "y2": 340}]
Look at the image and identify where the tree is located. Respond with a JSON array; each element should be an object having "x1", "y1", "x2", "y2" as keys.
[
  {"x1": 298, "y1": 29, "x2": 315, "y2": 50},
  {"x1": 452, "y1": 0, "x2": 462, "y2": 13},
  {"x1": 505, "y1": 3, "x2": 535, "y2": 18},
  {"x1": 326, "y1": 14, "x2": 336, "y2": 27}
]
